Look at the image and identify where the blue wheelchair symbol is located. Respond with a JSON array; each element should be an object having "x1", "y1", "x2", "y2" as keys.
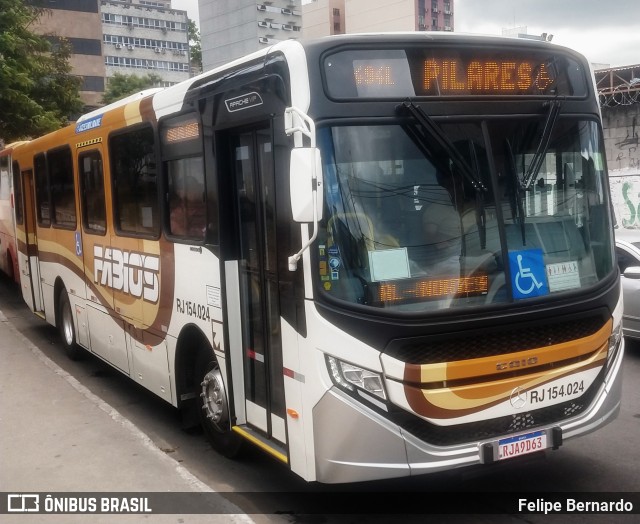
[
  {"x1": 509, "y1": 249, "x2": 548, "y2": 299},
  {"x1": 75, "y1": 232, "x2": 82, "y2": 257}
]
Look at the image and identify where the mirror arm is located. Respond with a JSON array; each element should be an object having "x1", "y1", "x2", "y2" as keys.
[
  {"x1": 285, "y1": 106, "x2": 320, "y2": 271},
  {"x1": 285, "y1": 106, "x2": 316, "y2": 147}
]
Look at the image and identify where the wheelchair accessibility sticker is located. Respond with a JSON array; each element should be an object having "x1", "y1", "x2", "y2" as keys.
[{"x1": 509, "y1": 249, "x2": 549, "y2": 300}]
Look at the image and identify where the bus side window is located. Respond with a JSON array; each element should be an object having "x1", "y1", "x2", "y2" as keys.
[
  {"x1": 78, "y1": 150, "x2": 106, "y2": 235},
  {"x1": 160, "y1": 113, "x2": 210, "y2": 242},
  {"x1": 48, "y1": 146, "x2": 76, "y2": 229},
  {"x1": 109, "y1": 125, "x2": 159, "y2": 237},
  {"x1": 34, "y1": 153, "x2": 50, "y2": 227},
  {"x1": 167, "y1": 158, "x2": 206, "y2": 239},
  {"x1": 12, "y1": 161, "x2": 23, "y2": 224}
]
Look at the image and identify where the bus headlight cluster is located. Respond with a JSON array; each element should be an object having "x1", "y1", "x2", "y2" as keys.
[{"x1": 326, "y1": 355, "x2": 387, "y2": 403}]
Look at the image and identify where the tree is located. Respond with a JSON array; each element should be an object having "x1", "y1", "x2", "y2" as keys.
[
  {"x1": 0, "y1": 0, "x2": 83, "y2": 141},
  {"x1": 188, "y1": 19, "x2": 202, "y2": 74},
  {"x1": 102, "y1": 73, "x2": 164, "y2": 105}
]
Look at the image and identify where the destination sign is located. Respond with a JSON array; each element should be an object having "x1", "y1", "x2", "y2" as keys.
[
  {"x1": 421, "y1": 58, "x2": 553, "y2": 94},
  {"x1": 324, "y1": 47, "x2": 587, "y2": 99}
]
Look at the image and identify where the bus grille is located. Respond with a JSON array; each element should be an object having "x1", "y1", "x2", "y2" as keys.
[
  {"x1": 388, "y1": 371, "x2": 602, "y2": 447},
  {"x1": 385, "y1": 315, "x2": 605, "y2": 364}
]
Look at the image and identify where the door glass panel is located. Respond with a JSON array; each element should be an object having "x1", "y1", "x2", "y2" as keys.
[
  {"x1": 256, "y1": 129, "x2": 284, "y2": 417},
  {"x1": 258, "y1": 130, "x2": 277, "y2": 272},
  {"x1": 232, "y1": 127, "x2": 285, "y2": 426},
  {"x1": 235, "y1": 132, "x2": 267, "y2": 408}
]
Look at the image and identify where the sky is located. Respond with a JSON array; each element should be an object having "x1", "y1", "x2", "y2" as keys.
[
  {"x1": 454, "y1": 0, "x2": 640, "y2": 68},
  {"x1": 172, "y1": 0, "x2": 640, "y2": 68},
  {"x1": 172, "y1": 0, "x2": 199, "y2": 28}
]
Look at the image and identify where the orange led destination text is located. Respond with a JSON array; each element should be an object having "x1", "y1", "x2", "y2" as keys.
[
  {"x1": 424, "y1": 59, "x2": 553, "y2": 93},
  {"x1": 354, "y1": 65, "x2": 395, "y2": 86},
  {"x1": 378, "y1": 275, "x2": 488, "y2": 303}
]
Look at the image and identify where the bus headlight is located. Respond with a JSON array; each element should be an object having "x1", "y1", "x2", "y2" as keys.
[{"x1": 326, "y1": 355, "x2": 387, "y2": 402}]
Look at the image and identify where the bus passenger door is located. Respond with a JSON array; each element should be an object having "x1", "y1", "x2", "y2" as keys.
[
  {"x1": 20, "y1": 169, "x2": 44, "y2": 313},
  {"x1": 226, "y1": 126, "x2": 287, "y2": 446},
  {"x1": 77, "y1": 147, "x2": 112, "y2": 309},
  {"x1": 77, "y1": 146, "x2": 129, "y2": 373}
]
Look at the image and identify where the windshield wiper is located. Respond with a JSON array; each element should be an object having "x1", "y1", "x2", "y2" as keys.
[
  {"x1": 505, "y1": 139, "x2": 527, "y2": 245},
  {"x1": 504, "y1": 99, "x2": 563, "y2": 245},
  {"x1": 397, "y1": 100, "x2": 488, "y2": 248},
  {"x1": 397, "y1": 100, "x2": 487, "y2": 192},
  {"x1": 467, "y1": 139, "x2": 487, "y2": 249},
  {"x1": 523, "y1": 99, "x2": 562, "y2": 189}
]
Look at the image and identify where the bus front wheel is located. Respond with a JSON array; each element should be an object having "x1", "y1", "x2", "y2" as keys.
[{"x1": 196, "y1": 349, "x2": 243, "y2": 458}]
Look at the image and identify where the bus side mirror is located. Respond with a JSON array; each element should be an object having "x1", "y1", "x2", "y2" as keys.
[{"x1": 290, "y1": 147, "x2": 323, "y2": 223}]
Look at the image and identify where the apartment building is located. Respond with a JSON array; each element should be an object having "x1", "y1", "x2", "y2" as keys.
[
  {"x1": 28, "y1": 0, "x2": 191, "y2": 110},
  {"x1": 199, "y1": 0, "x2": 303, "y2": 71},
  {"x1": 199, "y1": 0, "x2": 454, "y2": 71},
  {"x1": 30, "y1": 0, "x2": 106, "y2": 110},
  {"x1": 345, "y1": 0, "x2": 454, "y2": 33},
  {"x1": 101, "y1": 0, "x2": 191, "y2": 87},
  {"x1": 302, "y1": 0, "x2": 345, "y2": 39},
  {"x1": 422, "y1": 0, "x2": 454, "y2": 32}
]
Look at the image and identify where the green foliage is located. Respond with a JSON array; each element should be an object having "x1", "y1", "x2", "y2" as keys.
[
  {"x1": 102, "y1": 73, "x2": 164, "y2": 105},
  {"x1": 188, "y1": 18, "x2": 202, "y2": 73},
  {"x1": 0, "y1": 0, "x2": 83, "y2": 141}
]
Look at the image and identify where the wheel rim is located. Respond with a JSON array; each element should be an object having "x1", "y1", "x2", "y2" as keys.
[
  {"x1": 200, "y1": 364, "x2": 229, "y2": 430},
  {"x1": 61, "y1": 300, "x2": 74, "y2": 346}
]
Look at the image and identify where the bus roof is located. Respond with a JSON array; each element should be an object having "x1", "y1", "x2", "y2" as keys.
[{"x1": 0, "y1": 141, "x2": 30, "y2": 154}]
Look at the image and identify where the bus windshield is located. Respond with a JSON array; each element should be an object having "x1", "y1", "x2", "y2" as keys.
[{"x1": 316, "y1": 118, "x2": 614, "y2": 311}]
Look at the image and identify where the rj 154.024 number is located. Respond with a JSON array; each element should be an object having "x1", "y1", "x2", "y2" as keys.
[
  {"x1": 530, "y1": 380, "x2": 584, "y2": 404},
  {"x1": 176, "y1": 298, "x2": 211, "y2": 321}
]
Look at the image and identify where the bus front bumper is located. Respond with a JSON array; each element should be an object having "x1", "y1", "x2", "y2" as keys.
[{"x1": 312, "y1": 339, "x2": 624, "y2": 484}]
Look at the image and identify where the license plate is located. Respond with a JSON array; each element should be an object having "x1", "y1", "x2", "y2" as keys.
[{"x1": 498, "y1": 430, "x2": 547, "y2": 460}]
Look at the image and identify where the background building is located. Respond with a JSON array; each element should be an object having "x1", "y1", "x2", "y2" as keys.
[
  {"x1": 199, "y1": 0, "x2": 454, "y2": 72},
  {"x1": 101, "y1": 0, "x2": 191, "y2": 87},
  {"x1": 31, "y1": 0, "x2": 106, "y2": 110},
  {"x1": 345, "y1": 0, "x2": 453, "y2": 33},
  {"x1": 28, "y1": 0, "x2": 192, "y2": 111},
  {"x1": 199, "y1": 0, "x2": 303, "y2": 71},
  {"x1": 302, "y1": 0, "x2": 345, "y2": 39}
]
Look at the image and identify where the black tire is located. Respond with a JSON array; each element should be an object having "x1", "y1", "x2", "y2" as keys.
[
  {"x1": 6, "y1": 252, "x2": 15, "y2": 282},
  {"x1": 196, "y1": 349, "x2": 243, "y2": 458},
  {"x1": 58, "y1": 291, "x2": 83, "y2": 360}
]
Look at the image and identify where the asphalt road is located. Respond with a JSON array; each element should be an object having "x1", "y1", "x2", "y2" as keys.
[{"x1": 1, "y1": 271, "x2": 638, "y2": 523}]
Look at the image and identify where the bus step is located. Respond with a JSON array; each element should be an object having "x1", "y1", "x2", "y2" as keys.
[{"x1": 232, "y1": 425, "x2": 288, "y2": 464}]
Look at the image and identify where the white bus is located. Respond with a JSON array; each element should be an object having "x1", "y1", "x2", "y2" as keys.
[{"x1": 7, "y1": 33, "x2": 623, "y2": 483}]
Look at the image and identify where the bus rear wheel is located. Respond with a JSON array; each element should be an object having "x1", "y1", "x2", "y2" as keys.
[
  {"x1": 58, "y1": 291, "x2": 83, "y2": 360},
  {"x1": 196, "y1": 349, "x2": 243, "y2": 458}
]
